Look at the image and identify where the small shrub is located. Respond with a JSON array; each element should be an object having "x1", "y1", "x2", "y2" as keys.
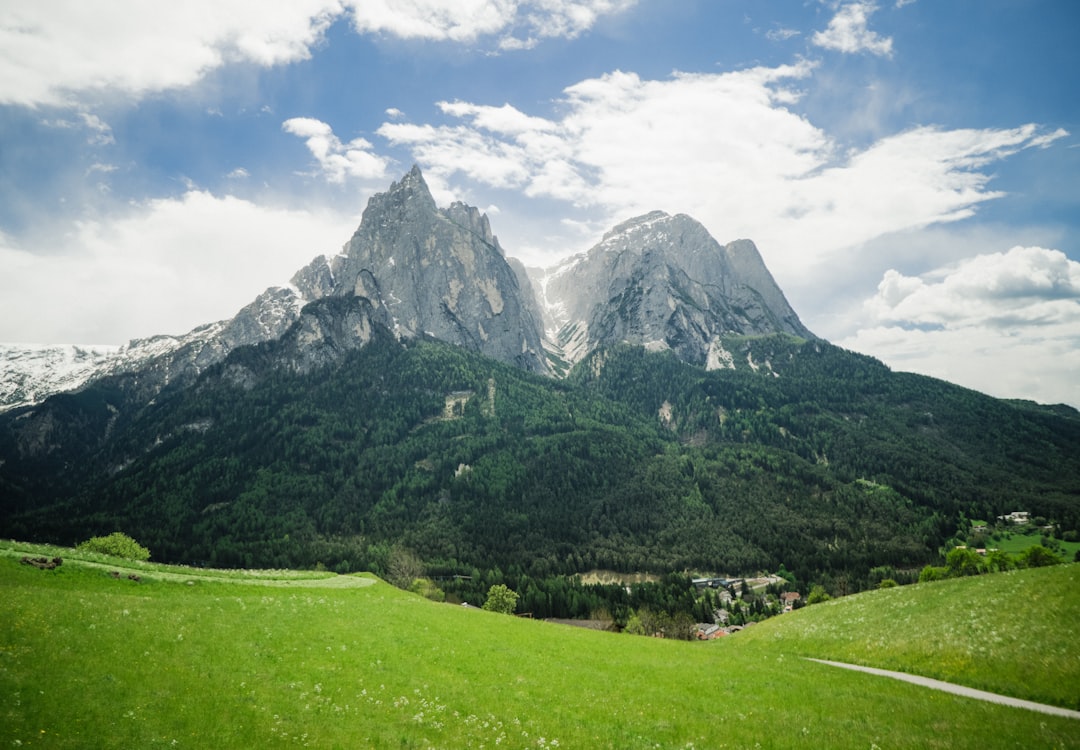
[
  {"x1": 408, "y1": 577, "x2": 446, "y2": 602},
  {"x1": 918, "y1": 565, "x2": 946, "y2": 583},
  {"x1": 481, "y1": 584, "x2": 519, "y2": 615},
  {"x1": 1017, "y1": 545, "x2": 1062, "y2": 569},
  {"x1": 77, "y1": 532, "x2": 151, "y2": 561}
]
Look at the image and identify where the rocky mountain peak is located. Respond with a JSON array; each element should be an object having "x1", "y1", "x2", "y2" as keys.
[
  {"x1": 362, "y1": 164, "x2": 437, "y2": 225},
  {"x1": 532, "y1": 210, "x2": 814, "y2": 371},
  {"x1": 323, "y1": 168, "x2": 549, "y2": 373}
]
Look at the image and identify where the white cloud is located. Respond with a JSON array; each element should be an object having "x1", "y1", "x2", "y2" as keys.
[
  {"x1": 0, "y1": 193, "x2": 356, "y2": 345},
  {"x1": 865, "y1": 246, "x2": 1080, "y2": 328},
  {"x1": 0, "y1": 1, "x2": 639, "y2": 107},
  {"x1": 839, "y1": 247, "x2": 1080, "y2": 406},
  {"x1": 812, "y1": 2, "x2": 893, "y2": 57},
  {"x1": 347, "y1": 0, "x2": 517, "y2": 41},
  {"x1": 347, "y1": 0, "x2": 636, "y2": 46},
  {"x1": 79, "y1": 113, "x2": 115, "y2": 145},
  {"x1": 373, "y1": 64, "x2": 1065, "y2": 279},
  {"x1": 0, "y1": 1, "x2": 344, "y2": 107},
  {"x1": 282, "y1": 117, "x2": 391, "y2": 183}
]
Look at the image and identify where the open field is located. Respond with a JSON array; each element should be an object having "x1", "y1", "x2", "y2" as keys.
[{"x1": 1, "y1": 541, "x2": 1077, "y2": 749}]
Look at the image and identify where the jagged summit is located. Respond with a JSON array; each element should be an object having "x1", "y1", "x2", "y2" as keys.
[
  {"x1": 324, "y1": 166, "x2": 549, "y2": 374},
  {"x1": 354, "y1": 164, "x2": 438, "y2": 236}
]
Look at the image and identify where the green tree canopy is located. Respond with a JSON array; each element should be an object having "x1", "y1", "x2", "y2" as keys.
[{"x1": 482, "y1": 584, "x2": 519, "y2": 615}]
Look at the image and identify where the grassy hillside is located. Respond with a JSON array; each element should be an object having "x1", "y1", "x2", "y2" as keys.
[
  {"x1": 1, "y1": 541, "x2": 1076, "y2": 749},
  {"x1": 737, "y1": 563, "x2": 1080, "y2": 711}
]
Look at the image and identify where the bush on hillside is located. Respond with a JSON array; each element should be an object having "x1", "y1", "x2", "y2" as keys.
[
  {"x1": 482, "y1": 584, "x2": 519, "y2": 615},
  {"x1": 806, "y1": 584, "x2": 832, "y2": 604},
  {"x1": 409, "y1": 577, "x2": 446, "y2": 602},
  {"x1": 77, "y1": 532, "x2": 151, "y2": 561},
  {"x1": 1017, "y1": 545, "x2": 1062, "y2": 568}
]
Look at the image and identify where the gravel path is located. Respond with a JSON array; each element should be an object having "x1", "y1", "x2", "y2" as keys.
[{"x1": 806, "y1": 658, "x2": 1080, "y2": 720}]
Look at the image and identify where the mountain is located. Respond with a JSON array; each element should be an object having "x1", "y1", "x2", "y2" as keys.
[
  {"x1": 0, "y1": 167, "x2": 550, "y2": 412},
  {"x1": 0, "y1": 169, "x2": 814, "y2": 409},
  {"x1": 533, "y1": 211, "x2": 814, "y2": 373},
  {"x1": 318, "y1": 166, "x2": 548, "y2": 374},
  {"x1": 1, "y1": 167, "x2": 1078, "y2": 588}
]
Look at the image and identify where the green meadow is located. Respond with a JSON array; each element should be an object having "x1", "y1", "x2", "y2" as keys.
[
  {"x1": 990, "y1": 532, "x2": 1080, "y2": 560},
  {"x1": 1, "y1": 541, "x2": 1077, "y2": 749}
]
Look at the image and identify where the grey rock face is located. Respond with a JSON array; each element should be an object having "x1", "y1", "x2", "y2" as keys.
[
  {"x1": 325, "y1": 166, "x2": 549, "y2": 374},
  {"x1": 536, "y1": 211, "x2": 814, "y2": 369}
]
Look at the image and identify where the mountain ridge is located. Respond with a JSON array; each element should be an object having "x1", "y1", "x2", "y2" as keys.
[{"x1": 0, "y1": 167, "x2": 814, "y2": 409}]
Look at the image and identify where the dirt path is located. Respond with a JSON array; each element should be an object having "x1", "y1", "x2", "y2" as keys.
[{"x1": 806, "y1": 658, "x2": 1080, "y2": 720}]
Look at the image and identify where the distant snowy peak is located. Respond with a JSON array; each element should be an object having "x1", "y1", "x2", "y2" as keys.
[{"x1": 0, "y1": 344, "x2": 121, "y2": 412}]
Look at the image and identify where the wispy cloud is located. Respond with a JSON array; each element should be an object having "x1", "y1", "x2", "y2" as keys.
[
  {"x1": 765, "y1": 27, "x2": 801, "y2": 42},
  {"x1": 372, "y1": 64, "x2": 1065, "y2": 279},
  {"x1": 347, "y1": 0, "x2": 637, "y2": 48},
  {"x1": 812, "y1": 2, "x2": 893, "y2": 57}
]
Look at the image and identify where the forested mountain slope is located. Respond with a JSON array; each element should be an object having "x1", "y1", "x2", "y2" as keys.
[{"x1": 2, "y1": 316, "x2": 1077, "y2": 585}]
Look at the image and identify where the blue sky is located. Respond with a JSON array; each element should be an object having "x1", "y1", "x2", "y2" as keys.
[{"x1": 1, "y1": 0, "x2": 1078, "y2": 406}]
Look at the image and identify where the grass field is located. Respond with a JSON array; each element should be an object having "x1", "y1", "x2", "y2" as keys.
[
  {"x1": 1, "y1": 540, "x2": 1077, "y2": 749},
  {"x1": 989, "y1": 531, "x2": 1080, "y2": 560}
]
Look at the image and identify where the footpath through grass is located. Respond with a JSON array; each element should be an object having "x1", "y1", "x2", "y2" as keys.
[
  {"x1": 738, "y1": 563, "x2": 1080, "y2": 711},
  {"x1": 1, "y1": 542, "x2": 1077, "y2": 749}
]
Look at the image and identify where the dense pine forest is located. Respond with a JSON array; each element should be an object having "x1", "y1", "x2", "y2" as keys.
[{"x1": 2, "y1": 327, "x2": 1079, "y2": 612}]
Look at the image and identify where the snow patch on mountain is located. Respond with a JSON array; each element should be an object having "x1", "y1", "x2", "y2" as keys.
[{"x1": 0, "y1": 343, "x2": 121, "y2": 412}]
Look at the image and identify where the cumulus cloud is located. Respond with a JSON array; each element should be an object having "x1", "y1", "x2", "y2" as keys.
[
  {"x1": 0, "y1": 1, "x2": 638, "y2": 107},
  {"x1": 282, "y1": 117, "x2": 391, "y2": 182},
  {"x1": 0, "y1": 193, "x2": 356, "y2": 344},
  {"x1": 374, "y1": 64, "x2": 1065, "y2": 277},
  {"x1": 838, "y1": 247, "x2": 1080, "y2": 406},
  {"x1": 0, "y1": 1, "x2": 343, "y2": 107},
  {"x1": 865, "y1": 246, "x2": 1080, "y2": 328},
  {"x1": 812, "y1": 2, "x2": 893, "y2": 57}
]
